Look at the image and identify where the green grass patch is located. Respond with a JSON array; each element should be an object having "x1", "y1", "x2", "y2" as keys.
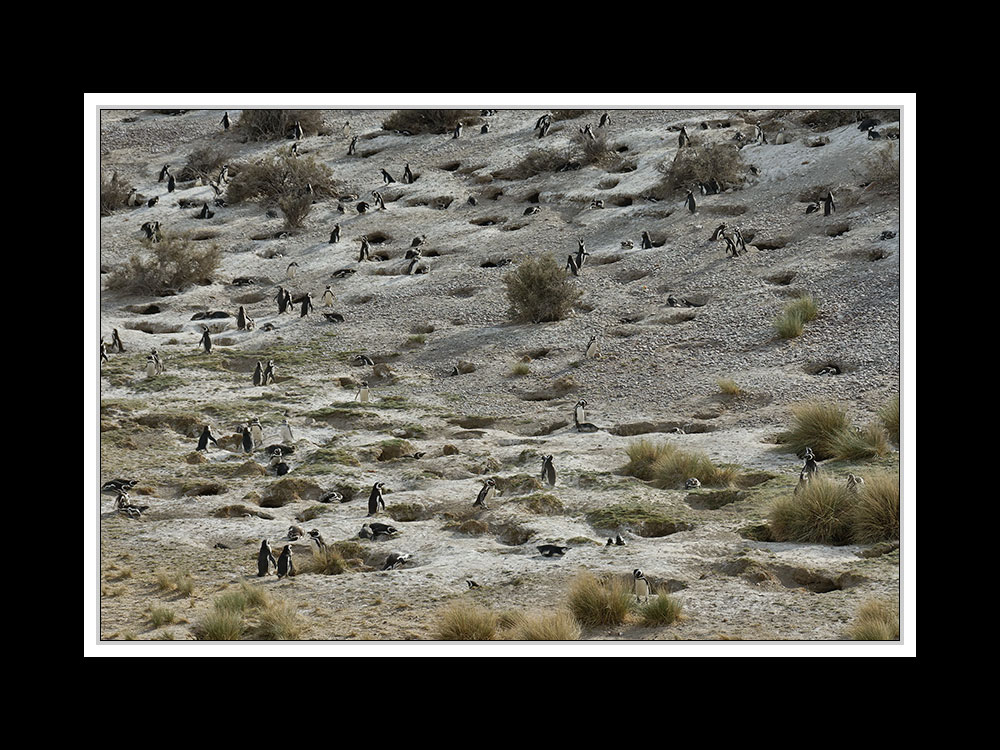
[
  {"x1": 639, "y1": 594, "x2": 683, "y2": 626},
  {"x1": 775, "y1": 295, "x2": 818, "y2": 339},
  {"x1": 513, "y1": 492, "x2": 564, "y2": 514}
]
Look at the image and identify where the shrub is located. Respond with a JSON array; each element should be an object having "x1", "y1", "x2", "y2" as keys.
[
  {"x1": 769, "y1": 476, "x2": 855, "y2": 545},
  {"x1": 278, "y1": 193, "x2": 313, "y2": 229},
  {"x1": 656, "y1": 142, "x2": 745, "y2": 196},
  {"x1": 176, "y1": 145, "x2": 232, "y2": 182},
  {"x1": 827, "y1": 422, "x2": 890, "y2": 461},
  {"x1": 255, "y1": 600, "x2": 303, "y2": 640},
  {"x1": 864, "y1": 143, "x2": 900, "y2": 194},
  {"x1": 846, "y1": 599, "x2": 899, "y2": 641},
  {"x1": 850, "y1": 472, "x2": 900, "y2": 544},
  {"x1": 775, "y1": 295, "x2": 819, "y2": 339},
  {"x1": 623, "y1": 439, "x2": 671, "y2": 481},
  {"x1": 493, "y1": 149, "x2": 574, "y2": 180},
  {"x1": 503, "y1": 254, "x2": 583, "y2": 323},
  {"x1": 573, "y1": 130, "x2": 621, "y2": 169},
  {"x1": 798, "y1": 110, "x2": 860, "y2": 131},
  {"x1": 437, "y1": 601, "x2": 498, "y2": 640},
  {"x1": 382, "y1": 109, "x2": 481, "y2": 135},
  {"x1": 505, "y1": 610, "x2": 581, "y2": 640},
  {"x1": 226, "y1": 154, "x2": 337, "y2": 205},
  {"x1": 880, "y1": 394, "x2": 900, "y2": 445},
  {"x1": 105, "y1": 233, "x2": 221, "y2": 295},
  {"x1": 568, "y1": 572, "x2": 633, "y2": 627},
  {"x1": 639, "y1": 594, "x2": 683, "y2": 626},
  {"x1": 100, "y1": 172, "x2": 135, "y2": 216},
  {"x1": 781, "y1": 402, "x2": 853, "y2": 461},
  {"x1": 717, "y1": 378, "x2": 742, "y2": 395},
  {"x1": 236, "y1": 109, "x2": 324, "y2": 141},
  {"x1": 197, "y1": 608, "x2": 245, "y2": 640}
]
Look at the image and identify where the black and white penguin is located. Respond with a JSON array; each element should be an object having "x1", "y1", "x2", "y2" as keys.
[
  {"x1": 167, "y1": 172, "x2": 176, "y2": 193},
  {"x1": 684, "y1": 190, "x2": 697, "y2": 214},
  {"x1": 197, "y1": 202, "x2": 214, "y2": 219},
  {"x1": 293, "y1": 120, "x2": 304, "y2": 140},
  {"x1": 802, "y1": 447, "x2": 819, "y2": 477},
  {"x1": 330, "y1": 224, "x2": 341, "y2": 244},
  {"x1": 253, "y1": 361, "x2": 264, "y2": 386},
  {"x1": 249, "y1": 418, "x2": 264, "y2": 448},
  {"x1": 356, "y1": 201, "x2": 370, "y2": 214},
  {"x1": 102, "y1": 478, "x2": 138, "y2": 495},
  {"x1": 566, "y1": 254, "x2": 580, "y2": 276},
  {"x1": 241, "y1": 425, "x2": 254, "y2": 454},
  {"x1": 372, "y1": 191, "x2": 386, "y2": 210},
  {"x1": 711, "y1": 223, "x2": 727, "y2": 242},
  {"x1": 382, "y1": 552, "x2": 411, "y2": 570},
  {"x1": 805, "y1": 200, "x2": 821, "y2": 214},
  {"x1": 606, "y1": 538, "x2": 615, "y2": 546},
  {"x1": 480, "y1": 123, "x2": 490, "y2": 134},
  {"x1": 275, "y1": 286, "x2": 288, "y2": 314},
  {"x1": 868, "y1": 129, "x2": 881, "y2": 140},
  {"x1": 599, "y1": 112, "x2": 611, "y2": 128},
  {"x1": 633, "y1": 569, "x2": 650, "y2": 602},
  {"x1": 586, "y1": 335, "x2": 598, "y2": 359},
  {"x1": 523, "y1": 206, "x2": 541, "y2": 216},
  {"x1": 678, "y1": 126, "x2": 689, "y2": 148},
  {"x1": 846, "y1": 474, "x2": 865, "y2": 494},
  {"x1": 290, "y1": 142, "x2": 299, "y2": 157},
  {"x1": 262, "y1": 360, "x2": 275, "y2": 385},
  {"x1": 276, "y1": 545, "x2": 295, "y2": 579},
  {"x1": 367, "y1": 481, "x2": 386, "y2": 516},
  {"x1": 299, "y1": 293, "x2": 314, "y2": 318},
  {"x1": 237, "y1": 306, "x2": 248, "y2": 331},
  {"x1": 100, "y1": 339, "x2": 110, "y2": 363},
  {"x1": 474, "y1": 478, "x2": 496, "y2": 509},
  {"x1": 150, "y1": 348, "x2": 164, "y2": 374},
  {"x1": 158, "y1": 164, "x2": 170, "y2": 182},
  {"x1": 405, "y1": 247, "x2": 422, "y2": 260},
  {"x1": 322, "y1": 286, "x2": 334, "y2": 307},
  {"x1": 406, "y1": 257, "x2": 422, "y2": 275},
  {"x1": 641, "y1": 231, "x2": 653, "y2": 250},
  {"x1": 574, "y1": 399, "x2": 588, "y2": 425},
  {"x1": 359, "y1": 523, "x2": 374, "y2": 540},
  {"x1": 147, "y1": 196, "x2": 159, "y2": 208},
  {"x1": 279, "y1": 418, "x2": 294, "y2": 444},
  {"x1": 348, "y1": 135, "x2": 359, "y2": 155},
  {"x1": 257, "y1": 540, "x2": 277, "y2": 576},
  {"x1": 403, "y1": 163, "x2": 414, "y2": 184},
  {"x1": 467, "y1": 580, "x2": 480, "y2": 589},
  {"x1": 308, "y1": 529, "x2": 327, "y2": 551},
  {"x1": 615, "y1": 534, "x2": 626, "y2": 547},
  {"x1": 541, "y1": 455, "x2": 556, "y2": 487},
  {"x1": 355, "y1": 380, "x2": 371, "y2": 403},
  {"x1": 286, "y1": 261, "x2": 299, "y2": 280},
  {"x1": 199, "y1": 325, "x2": 212, "y2": 353},
  {"x1": 221, "y1": 112, "x2": 231, "y2": 130},
  {"x1": 453, "y1": 123, "x2": 462, "y2": 139},
  {"x1": 380, "y1": 169, "x2": 396, "y2": 185},
  {"x1": 823, "y1": 191, "x2": 836, "y2": 216},
  {"x1": 144, "y1": 355, "x2": 158, "y2": 378},
  {"x1": 354, "y1": 354, "x2": 375, "y2": 367},
  {"x1": 575, "y1": 239, "x2": 590, "y2": 269},
  {"x1": 369, "y1": 522, "x2": 398, "y2": 540},
  {"x1": 537, "y1": 544, "x2": 568, "y2": 557}
]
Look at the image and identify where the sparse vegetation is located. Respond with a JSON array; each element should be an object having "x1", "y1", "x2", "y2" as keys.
[
  {"x1": 236, "y1": 109, "x2": 324, "y2": 141},
  {"x1": 226, "y1": 154, "x2": 337, "y2": 205},
  {"x1": 769, "y1": 476, "x2": 856, "y2": 545},
  {"x1": 197, "y1": 583, "x2": 302, "y2": 640},
  {"x1": 656, "y1": 142, "x2": 746, "y2": 196},
  {"x1": 775, "y1": 295, "x2": 819, "y2": 339},
  {"x1": 382, "y1": 109, "x2": 481, "y2": 135},
  {"x1": 278, "y1": 193, "x2": 313, "y2": 230},
  {"x1": 717, "y1": 378, "x2": 743, "y2": 395},
  {"x1": 880, "y1": 394, "x2": 900, "y2": 445},
  {"x1": 504, "y1": 254, "x2": 583, "y2": 324},
  {"x1": 105, "y1": 232, "x2": 221, "y2": 295},
  {"x1": 781, "y1": 402, "x2": 890, "y2": 461},
  {"x1": 148, "y1": 606, "x2": 176, "y2": 628},
  {"x1": 155, "y1": 568, "x2": 194, "y2": 597},
  {"x1": 197, "y1": 608, "x2": 245, "y2": 640},
  {"x1": 639, "y1": 594, "x2": 683, "y2": 626},
  {"x1": 622, "y1": 439, "x2": 740, "y2": 488},
  {"x1": 176, "y1": 145, "x2": 233, "y2": 182},
  {"x1": 254, "y1": 600, "x2": 304, "y2": 640},
  {"x1": 505, "y1": 610, "x2": 581, "y2": 640},
  {"x1": 846, "y1": 599, "x2": 899, "y2": 641},
  {"x1": 567, "y1": 572, "x2": 633, "y2": 628},
  {"x1": 301, "y1": 546, "x2": 350, "y2": 575},
  {"x1": 101, "y1": 172, "x2": 134, "y2": 216},
  {"x1": 510, "y1": 362, "x2": 531, "y2": 377},
  {"x1": 493, "y1": 149, "x2": 574, "y2": 180},
  {"x1": 437, "y1": 601, "x2": 499, "y2": 641}
]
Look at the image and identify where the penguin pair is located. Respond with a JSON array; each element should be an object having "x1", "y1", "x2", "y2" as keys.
[
  {"x1": 269, "y1": 448, "x2": 290, "y2": 476},
  {"x1": 605, "y1": 534, "x2": 626, "y2": 547}
]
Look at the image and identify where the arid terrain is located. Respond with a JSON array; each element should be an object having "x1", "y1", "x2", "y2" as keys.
[{"x1": 91, "y1": 102, "x2": 908, "y2": 648}]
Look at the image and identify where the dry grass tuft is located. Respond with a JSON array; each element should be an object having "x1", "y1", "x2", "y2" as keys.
[
  {"x1": 850, "y1": 472, "x2": 900, "y2": 544},
  {"x1": 278, "y1": 193, "x2": 313, "y2": 229},
  {"x1": 769, "y1": 476, "x2": 855, "y2": 545},
  {"x1": 155, "y1": 568, "x2": 195, "y2": 597},
  {"x1": 782, "y1": 402, "x2": 890, "y2": 461},
  {"x1": 638, "y1": 594, "x2": 683, "y2": 626},
  {"x1": 880, "y1": 394, "x2": 900, "y2": 445},
  {"x1": 505, "y1": 609, "x2": 581, "y2": 640},
  {"x1": 504, "y1": 254, "x2": 583, "y2": 323},
  {"x1": 176, "y1": 145, "x2": 233, "y2": 182},
  {"x1": 437, "y1": 601, "x2": 499, "y2": 641},
  {"x1": 623, "y1": 439, "x2": 739, "y2": 488},
  {"x1": 105, "y1": 233, "x2": 221, "y2": 295},
  {"x1": 254, "y1": 600, "x2": 304, "y2": 640},
  {"x1": 775, "y1": 295, "x2": 818, "y2": 339},
  {"x1": 567, "y1": 572, "x2": 633, "y2": 628},
  {"x1": 101, "y1": 172, "x2": 134, "y2": 216},
  {"x1": 197, "y1": 608, "x2": 245, "y2": 640},
  {"x1": 846, "y1": 599, "x2": 899, "y2": 640},
  {"x1": 717, "y1": 378, "x2": 743, "y2": 396},
  {"x1": 301, "y1": 546, "x2": 350, "y2": 575}
]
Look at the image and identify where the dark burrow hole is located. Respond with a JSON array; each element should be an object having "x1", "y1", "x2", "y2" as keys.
[
  {"x1": 766, "y1": 271, "x2": 796, "y2": 285},
  {"x1": 440, "y1": 161, "x2": 461, "y2": 172},
  {"x1": 611, "y1": 196, "x2": 633, "y2": 207},
  {"x1": 470, "y1": 216, "x2": 506, "y2": 226}
]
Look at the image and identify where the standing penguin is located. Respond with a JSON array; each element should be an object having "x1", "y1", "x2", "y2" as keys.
[
  {"x1": 308, "y1": 529, "x2": 327, "y2": 551},
  {"x1": 358, "y1": 235, "x2": 371, "y2": 262},
  {"x1": 221, "y1": 111, "x2": 231, "y2": 130},
  {"x1": 330, "y1": 224, "x2": 341, "y2": 244},
  {"x1": 403, "y1": 163, "x2": 414, "y2": 184},
  {"x1": 252, "y1": 361, "x2": 264, "y2": 386},
  {"x1": 684, "y1": 190, "x2": 697, "y2": 214},
  {"x1": 474, "y1": 478, "x2": 496, "y2": 509},
  {"x1": 566, "y1": 254, "x2": 580, "y2": 276},
  {"x1": 275, "y1": 286, "x2": 289, "y2": 314},
  {"x1": 299, "y1": 293, "x2": 314, "y2": 318},
  {"x1": 262, "y1": 360, "x2": 275, "y2": 385},
  {"x1": 367, "y1": 482, "x2": 386, "y2": 516},
  {"x1": 279, "y1": 417, "x2": 294, "y2": 444},
  {"x1": 276, "y1": 545, "x2": 295, "y2": 579},
  {"x1": 641, "y1": 231, "x2": 653, "y2": 250},
  {"x1": 453, "y1": 122, "x2": 462, "y2": 139},
  {"x1": 287, "y1": 262, "x2": 299, "y2": 280},
  {"x1": 322, "y1": 286, "x2": 334, "y2": 307},
  {"x1": 574, "y1": 400, "x2": 588, "y2": 425},
  {"x1": 293, "y1": 120, "x2": 304, "y2": 140},
  {"x1": 802, "y1": 447, "x2": 819, "y2": 477},
  {"x1": 237, "y1": 306, "x2": 248, "y2": 330},
  {"x1": 167, "y1": 171, "x2": 176, "y2": 193},
  {"x1": 199, "y1": 325, "x2": 212, "y2": 353},
  {"x1": 355, "y1": 380, "x2": 370, "y2": 403},
  {"x1": 144, "y1": 355, "x2": 157, "y2": 378},
  {"x1": 575, "y1": 239, "x2": 590, "y2": 269},
  {"x1": 257, "y1": 540, "x2": 277, "y2": 577},
  {"x1": 158, "y1": 164, "x2": 170, "y2": 182},
  {"x1": 110, "y1": 328, "x2": 124, "y2": 352},
  {"x1": 599, "y1": 112, "x2": 611, "y2": 128},
  {"x1": 197, "y1": 425, "x2": 218, "y2": 451},
  {"x1": 633, "y1": 569, "x2": 650, "y2": 603},
  {"x1": 678, "y1": 126, "x2": 689, "y2": 148},
  {"x1": 823, "y1": 191, "x2": 836, "y2": 216},
  {"x1": 241, "y1": 425, "x2": 254, "y2": 454},
  {"x1": 348, "y1": 135, "x2": 359, "y2": 155},
  {"x1": 380, "y1": 168, "x2": 396, "y2": 185},
  {"x1": 100, "y1": 339, "x2": 109, "y2": 363},
  {"x1": 249, "y1": 417, "x2": 264, "y2": 448},
  {"x1": 541, "y1": 455, "x2": 556, "y2": 487},
  {"x1": 585, "y1": 335, "x2": 599, "y2": 359}
]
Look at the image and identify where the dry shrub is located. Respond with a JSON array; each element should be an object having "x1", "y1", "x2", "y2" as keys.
[
  {"x1": 504, "y1": 254, "x2": 583, "y2": 323},
  {"x1": 101, "y1": 172, "x2": 134, "y2": 216},
  {"x1": 382, "y1": 109, "x2": 481, "y2": 135},
  {"x1": 236, "y1": 109, "x2": 324, "y2": 141},
  {"x1": 655, "y1": 143, "x2": 745, "y2": 196},
  {"x1": 437, "y1": 601, "x2": 498, "y2": 641},
  {"x1": 827, "y1": 422, "x2": 890, "y2": 461},
  {"x1": 850, "y1": 472, "x2": 900, "y2": 544},
  {"x1": 798, "y1": 110, "x2": 861, "y2": 131},
  {"x1": 105, "y1": 233, "x2": 221, "y2": 294},
  {"x1": 846, "y1": 599, "x2": 899, "y2": 641},
  {"x1": 769, "y1": 476, "x2": 855, "y2": 545},
  {"x1": 278, "y1": 193, "x2": 313, "y2": 229},
  {"x1": 226, "y1": 154, "x2": 337, "y2": 204},
  {"x1": 568, "y1": 572, "x2": 633, "y2": 627},
  {"x1": 573, "y1": 130, "x2": 623, "y2": 170},
  {"x1": 552, "y1": 110, "x2": 591, "y2": 121},
  {"x1": 864, "y1": 143, "x2": 900, "y2": 193},
  {"x1": 493, "y1": 149, "x2": 574, "y2": 180},
  {"x1": 176, "y1": 145, "x2": 233, "y2": 182},
  {"x1": 505, "y1": 610, "x2": 581, "y2": 640}
]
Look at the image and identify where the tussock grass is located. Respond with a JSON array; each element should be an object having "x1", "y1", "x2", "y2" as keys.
[
  {"x1": 623, "y1": 439, "x2": 671, "y2": 481},
  {"x1": 254, "y1": 600, "x2": 303, "y2": 640},
  {"x1": 880, "y1": 394, "x2": 900, "y2": 445},
  {"x1": 717, "y1": 378, "x2": 743, "y2": 395},
  {"x1": 827, "y1": 422, "x2": 890, "y2": 461},
  {"x1": 775, "y1": 295, "x2": 818, "y2": 339},
  {"x1": 101, "y1": 172, "x2": 134, "y2": 215},
  {"x1": 106, "y1": 233, "x2": 221, "y2": 295},
  {"x1": 850, "y1": 472, "x2": 900, "y2": 544},
  {"x1": 504, "y1": 254, "x2": 583, "y2": 324},
  {"x1": 567, "y1": 572, "x2": 633, "y2": 628},
  {"x1": 864, "y1": 143, "x2": 900, "y2": 193},
  {"x1": 301, "y1": 546, "x2": 349, "y2": 575},
  {"x1": 197, "y1": 608, "x2": 245, "y2": 640},
  {"x1": 782, "y1": 402, "x2": 891, "y2": 461},
  {"x1": 639, "y1": 594, "x2": 683, "y2": 626},
  {"x1": 585, "y1": 502, "x2": 677, "y2": 531},
  {"x1": 514, "y1": 492, "x2": 564, "y2": 514},
  {"x1": 846, "y1": 599, "x2": 899, "y2": 641},
  {"x1": 623, "y1": 439, "x2": 740, "y2": 488},
  {"x1": 148, "y1": 606, "x2": 176, "y2": 628},
  {"x1": 510, "y1": 362, "x2": 531, "y2": 377},
  {"x1": 236, "y1": 109, "x2": 324, "y2": 141},
  {"x1": 213, "y1": 583, "x2": 270, "y2": 613},
  {"x1": 769, "y1": 476, "x2": 855, "y2": 545},
  {"x1": 155, "y1": 568, "x2": 194, "y2": 597},
  {"x1": 437, "y1": 601, "x2": 499, "y2": 641},
  {"x1": 505, "y1": 610, "x2": 581, "y2": 640}
]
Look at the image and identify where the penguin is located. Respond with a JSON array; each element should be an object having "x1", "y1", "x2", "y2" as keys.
[
  {"x1": 382, "y1": 552, "x2": 411, "y2": 570},
  {"x1": 524, "y1": 206, "x2": 541, "y2": 215},
  {"x1": 615, "y1": 534, "x2": 626, "y2": 547},
  {"x1": 299, "y1": 293, "x2": 314, "y2": 318},
  {"x1": 367, "y1": 481, "x2": 386, "y2": 516},
  {"x1": 359, "y1": 523, "x2": 374, "y2": 540},
  {"x1": 574, "y1": 399, "x2": 588, "y2": 424},
  {"x1": 257, "y1": 540, "x2": 277, "y2": 576},
  {"x1": 467, "y1": 195, "x2": 478, "y2": 206},
  {"x1": 308, "y1": 529, "x2": 327, "y2": 551},
  {"x1": 537, "y1": 545, "x2": 568, "y2": 557},
  {"x1": 241, "y1": 425, "x2": 254, "y2": 454},
  {"x1": 262, "y1": 360, "x2": 275, "y2": 385},
  {"x1": 581, "y1": 123, "x2": 596, "y2": 141},
  {"x1": 125, "y1": 188, "x2": 137, "y2": 207},
  {"x1": 380, "y1": 169, "x2": 396, "y2": 185},
  {"x1": 754, "y1": 123, "x2": 767, "y2": 144},
  {"x1": 867, "y1": 129, "x2": 881, "y2": 140},
  {"x1": 591, "y1": 199, "x2": 605, "y2": 209},
  {"x1": 354, "y1": 354, "x2": 375, "y2": 367},
  {"x1": 286, "y1": 261, "x2": 299, "y2": 280},
  {"x1": 539, "y1": 120, "x2": 551, "y2": 137},
  {"x1": 805, "y1": 201, "x2": 821, "y2": 215},
  {"x1": 606, "y1": 538, "x2": 615, "y2": 546},
  {"x1": 685, "y1": 478, "x2": 701, "y2": 489},
  {"x1": 147, "y1": 196, "x2": 159, "y2": 208},
  {"x1": 734, "y1": 228, "x2": 747, "y2": 254},
  {"x1": 369, "y1": 522, "x2": 398, "y2": 539},
  {"x1": 290, "y1": 142, "x2": 299, "y2": 157},
  {"x1": 253, "y1": 361, "x2": 264, "y2": 386},
  {"x1": 794, "y1": 469, "x2": 811, "y2": 496},
  {"x1": 405, "y1": 247, "x2": 422, "y2": 260},
  {"x1": 575, "y1": 239, "x2": 590, "y2": 269},
  {"x1": 401, "y1": 163, "x2": 415, "y2": 184},
  {"x1": 323, "y1": 312, "x2": 344, "y2": 323},
  {"x1": 197, "y1": 202, "x2": 214, "y2": 219},
  {"x1": 330, "y1": 224, "x2": 341, "y2": 244},
  {"x1": 322, "y1": 286, "x2": 334, "y2": 307},
  {"x1": 474, "y1": 478, "x2": 496, "y2": 509},
  {"x1": 343, "y1": 121, "x2": 351, "y2": 137},
  {"x1": 150, "y1": 348, "x2": 164, "y2": 374},
  {"x1": 356, "y1": 201, "x2": 370, "y2": 214},
  {"x1": 684, "y1": 190, "x2": 697, "y2": 213},
  {"x1": 249, "y1": 418, "x2": 264, "y2": 448},
  {"x1": 541, "y1": 455, "x2": 556, "y2": 487},
  {"x1": 467, "y1": 580, "x2": 481, "y2": 589},
  {"x1": 599, "y1": 112, "x2": 611, "y2": 128},
  {"x1": 802, "y1": 447, "x2": 819, "y2": 477},
  {"x1": 641, "y1": 231, "x2": 653, "y2": 250},
  {"x1": 275, "y1": 286, "x2": 288, "y2": 314},
  {"x1": 237, "y1": 306, "x2": 248, "y2": 331},
  {"x1": 406, "y1": 257, "x2": 421, "y2": 275},
  {"x1": 167, "y1": 172, "x2": 176, "y2": 193},
  {"x1": 293, "y1": 120, "x2": 304, "y2": 140},
  {"x1": 585, "y1": 335, "x2": 598, "y2": 359},
  {"x1": 678, "y1": 126, "x2": 689, "y2": 147},
  {"x1": 355, "y1": 380, "x2": 371, "y2": 403},
  {"x1": 723, "y1": 235, "x2": 738, "y2": 257},
  {"x1": 199, "y1": 325, "x2": 212, "y2": 353},
  {"x1": 158, "y1": 164, "x2": 170, "y2": 182},
  {"x1": 534, "y1": 113, "x2": 550, "y2": 130},
  {"x1": 453, "y1": 123, "x2": 462, "y2": 139},
  {"x1": 633, "y1": 569, "x2": 650, "y2": 603},
  {"x1": 823, "y1": 191, "x2": 836, "y2": 216},
  {"x1": 348, "y1": 135, "x2": 358, "y2": 155},
  {"x1": 279, "y1": 418, "x2": 294, "y2": 444},
  {"x1": 565, "y1": 254, "x2": 580, "y2": 276},
  {"x1": 846, "y1": 474, "x2": 865, "y2": 493},
  {"x1": 276, "y1": 545, "x2": 295, "y2": 579},
  {"x1": 282, "y1": 289, "x2": 293, "y2": 314},
  {"x1": 100, "y1": 339, "x2": 109, "y2": 363},
  {"x1": 102, "y1": 479, "x2": 138, "y2": 494},
  {"x1": 144, "y1": 355, "x2": 157, "y2": 378},
  {"x1": 221, "y1": 112, "x2": 230, "y2": 130},
  {"x1": 858, "y1": 117, "x2": 881, "y2": 132},
  {"x1": 287, "y1": 525, "x2": 304, "y2": 541},
  {"x1": 372, "y1": 191, "x2": 385, "y2": 210},
  {"x1": 711, "y1": 223, "x2": 727, "y2": 242}
]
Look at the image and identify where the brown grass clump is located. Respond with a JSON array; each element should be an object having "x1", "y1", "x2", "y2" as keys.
[
  {"x1": 254, "y1": 600, "x2": 304, "y2": 640},
  {"x1": 105, "y1": 232, "x2": 221, "y2": 294},
  {"x1": 769, "y1": 476, "x2": 855, "y2": 545},
  {"x1": 638, "y1": 594, "x2": 683, "y2": 626},
  {"x1": 197, "y1": 608, "x2": 245, "y2": 640},
  {"x1": 775, "y1": 295, "x2": 819, "y2": 339},
  {"x1": 492, "y1": 149, "x2": 575, "y2": 180},
  {"x1": 567, "y1": 572, "x2": 633, "y2": 628},
  {"x1": 880, "y1": 393, "x2": 900, "y2": 445},
  {"x1": 850, "y1": 472, "x2": 900, "y2": 544},
  {"x1": 623, "y1": 440, "x2": 739, "y2": 488},
  {"x1": 656, "y1": 143, "x2": 745, "y2": 196},
  {"x1": 236, "y1": 109, "x2": 324, "y2": 141},
  {"x1": 382, "y1": 109, "x2": 481, "y2": 135},
  {"x1": 798, "y1": 110, "x2": 861, "y2": 131},
  {"x1": 278, "y1": 193, "x2": 313, "y2": 230},
  {"x1": 717, "y1": 378, "x2": 743, "y2": 396},
  {"x1": 226, "y1": 154, "x2": 337, "y2": 205},
  {"x1": 504, "y1": 254, "x2": 583, "y2": 323},
  {"x1": 101, "y1": 172, "x2": 134, "y2": 216},
  {"x1": 781, "y1": 402, "x2": 890, "y2": 462},
  {"x1": 846, "y1": 599, "x2": 899, "y2": 641},
  {"x1": 623, "y1": 439, "x2": 671, "y2": 481},
  {"x1": 155, "y1": 568, "x2": 195, "y2": 597},
  {"x1": 301, "y1": 546, "x2": 350, "y2": 575},
  {"x1": 827, "y1": 422, "x2": 890, "y2": 461},
  {"x1": 436, "y1": 601, "x2": 499, "y2": 641},
  {"x1": 505, "y1": 610, "x2": 581, "y2": 640},
  {"x1": 176, "y1": 145, "x2": 233, "y2": 182}
]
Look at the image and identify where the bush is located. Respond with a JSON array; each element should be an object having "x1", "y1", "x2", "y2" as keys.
[
  {"x1": 236, "y1": 109, "x2": 324, "y2": 141},
  {"x1": 504, "y1": 254, "x2": 583, "y2": 323},
  {"x1": 827, "y1": 422, "x2": 890, "y2": 461},
  {"x1": 148, "y1": 606, "x2": 176, "y2": 628},
  {"x1": 101, "y1": 172, "x2": 134, "y2": 216},
  {"x1": 106, "y1": 233, "x2": 221, "y2": 295},
  {"x1": 623, "y1": 439, "x2": 739, "y2": 488},
  {"x1": 623, "y1": 439, "x2": 671, "y2": 481},
  {"x1": 573, "y1": 130, "x2": 622, "y2": 170},
  {"x1": 769, "y1": 476, "x2": 855, "y2": 545},
  {"x1": 437, "y1": 601, "x2": 498, "y2": 641},
  {"x1": 781, "y1": 402, "x2": 890, "y2": 462},
  {"x1": 846, "y1": 599, "x2": 899, "y2": 641},
  {"x1": 639, "y1": 594, "x2": 683, "y2": 626},
  {"x1": 226, "y1": 154, "x2": 337, "y2": 205},
  {"x1": 176, "y1": 145, "x2": 233, "y2": 182},
  {"x1": 864, "y1": 143, "x2": 900, "y2": 194},
  {"x1": 655, "y1": 142, "x2": 745, "y2": 196},
  {"x1": 798, "y1": 110, "x2": 861, "y2": 131},
  {"x1": 493, "y1": 149, "x2": 574, "y2": 180},
  {"x1": 301, "y1": 546, "x2": 349, "y2": 575},
  {"x1": 850, "y1": 472, "x2": 900, "y2": 544},
  {"x1": 880, "y1": 394, "x2": 900, "y2": 445},
  {"x1": 717, "y1": 378, "x2": 742, "y2": 395},
  {"x1": 567, "y1": 572, "x2": 633, "y2": 627},
  {"x1": 197, "y1": 608, "x2": 245, "y2": 640},
  {"x1": 382, "y1": 109, "x2": 481, "y2": 135},
  {"x1": 254, "y1": 600, "x2": 303, "y2": 640},
  {"x1": 278, "y1": 193, "x2": 313, "y2": 230},
  {"x1": 775, "y1": 295, "x2": 818, "y2": 339},
  {"x1": 505, "y1": 610, "x2": 581, "y2": 640}
]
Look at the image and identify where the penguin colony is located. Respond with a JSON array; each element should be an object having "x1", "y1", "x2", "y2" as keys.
[{"x1": 100, "y1": 108, "x2": 898, "y2": 634}]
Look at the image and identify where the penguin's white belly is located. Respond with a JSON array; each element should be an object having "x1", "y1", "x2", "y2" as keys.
[
  {"x1": 635, "y1": 579, "x2": 650, "y2": 599},
  {"x1": 359, "y1": 390, "x2": 370, "y2": 403},
  {"x1": 324, "y1": 294, "x2": 333, "y2": 306},
  {"x1": 146, "y1": 363, "x2": 156, "y2": 377},
  {"x1": 251, "y1": 426, "x2": 263, "y2": 446},
  {"x1": 586, "y1": 343, "x2": 597, "y2": 358},
  {"x1": 280, "y1": 427, "x2": 293, "y2": 443}
]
